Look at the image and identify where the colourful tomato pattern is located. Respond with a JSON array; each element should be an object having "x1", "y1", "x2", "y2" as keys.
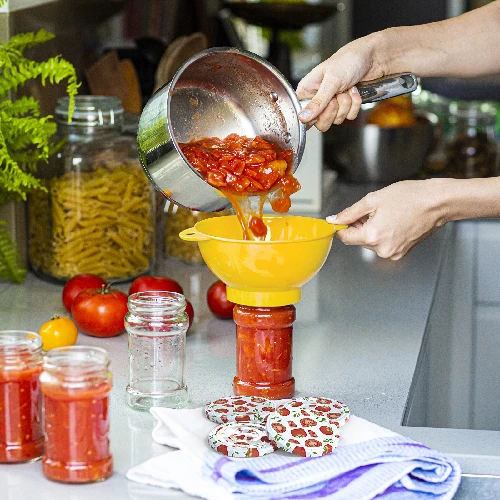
[
  {"x1": 207, "y1": 396, "x2": 350, "y2": 458},
  {"x1": 266, "y1": 401, "x2": 341, "y2": 457},
  {"x1": 205, "y1": 396, "x2": 276, "y2": 425},
  {"x1": 208, "y1": 422, "x2": 274, "y2": 458}
]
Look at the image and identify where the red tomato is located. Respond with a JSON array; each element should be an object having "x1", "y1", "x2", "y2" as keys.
[
  {"x1": 207, "y1": 280, "x2": 235, "y2": 319},
  {"x1": 62, "y1": 274, "x2": 107, "y2": 312},
  {"x1": 128, "y1": 275, "x2": 183, "y2": 296},
  {"x1": 185, "y1": 300, "x2": 194, "y2": 331},
  {"x1": 71, "y1": 285, "x2": 128, "y2": 337}
]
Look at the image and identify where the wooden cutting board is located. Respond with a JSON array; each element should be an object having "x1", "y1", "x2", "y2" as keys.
[
  {"x1": 119, "y1": 59, "x2": 143, "y2": 114},
  {"x1": 85, "y1": 50, "x2": 128, "y2": 103},
  {"x1": 154, "y1": 32, "x2": 208, "y2": 92}
]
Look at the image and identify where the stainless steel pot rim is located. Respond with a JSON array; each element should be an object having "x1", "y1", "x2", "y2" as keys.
[{"x1": 165, "y1": 46, "x2": 306, "y2": 175}]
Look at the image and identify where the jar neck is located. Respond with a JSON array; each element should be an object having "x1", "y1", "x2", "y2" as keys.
[
  {"x1": 57, "y1": 122, "x2": 123, "y2": 139},
  {"x1": 0, "y1": 331, "x2": 42, "y2": 368},
  {"x1": 56, "y1": 95, "x2": 124, "y2": 137},
  {"x1": 42, "y1": 346, "x2": 110, "y2": 383},
  {"x1": 127, "y1": 291, "x2": 186, "y2": 318}
]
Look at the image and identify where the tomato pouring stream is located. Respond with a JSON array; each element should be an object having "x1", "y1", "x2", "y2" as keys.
[{"x1": 179, "y1": 134, "x2": 300, "y2": 239}]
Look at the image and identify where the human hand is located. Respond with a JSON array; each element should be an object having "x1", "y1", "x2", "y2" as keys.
[
  {"x1": 327, "y1": 180, "x2": 448, "y2": 260},
  {"x1": 296, "y1": 35, "x2": 385, "y2": 131}
]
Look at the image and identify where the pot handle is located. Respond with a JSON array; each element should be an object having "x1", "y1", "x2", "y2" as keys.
[
  {"x1": 356, "y1": 73, "x2": 418, "y2": 103},
  {"x1": 179, "y1": 227, "x2": 210, "y2": 242},
  {"x1": 299, "y1": 73, "x2": 418, "y2": 117}
]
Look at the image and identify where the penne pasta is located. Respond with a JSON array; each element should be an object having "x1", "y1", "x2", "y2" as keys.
[{"x1": 28, "y1": 164, "x2": 155, "y2": 280}]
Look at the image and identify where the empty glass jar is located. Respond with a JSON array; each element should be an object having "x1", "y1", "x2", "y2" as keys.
[
  {"x1": 28, "y1": 96, "x2": 155, "y2": 282},
  {"x1": 125, "y1": 291, "x2": 188, "y2": 410}
]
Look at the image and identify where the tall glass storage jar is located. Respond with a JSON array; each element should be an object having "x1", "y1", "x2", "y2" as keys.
[
  {"x1": 444, "y1": 101, "x2": 498, "y2": 178},
  {"x1": 28, "y1": 96, "x2": 155, "y2": 282}
]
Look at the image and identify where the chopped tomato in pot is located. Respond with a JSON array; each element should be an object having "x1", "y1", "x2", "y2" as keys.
[{"x1": 180, "y1": 134, "x2": 300, "y2": 239}]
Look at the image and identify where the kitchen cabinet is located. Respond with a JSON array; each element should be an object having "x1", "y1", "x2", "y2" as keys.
[{"x1": 405, "y1": 220, "x2": 500, "y2": 432}]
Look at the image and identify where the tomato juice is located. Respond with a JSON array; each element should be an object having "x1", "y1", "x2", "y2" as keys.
[
  {"x1": 40, "y1": 347, "x2": 113, "y2": 483},
  {"x1": 233, "y1": 304, "x2": 296, "y2": 399},
  {"x1": 0, "y1": 366, "x2": 43, "y2": 463},
  {"x1": 179, "y1": 134, "x2": 300, "y2": 239},
  {"x1": 41, "y1": 379, "x2": 113, "y2": 483}
]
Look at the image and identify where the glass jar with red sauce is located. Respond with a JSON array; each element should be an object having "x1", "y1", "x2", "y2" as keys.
[
  {"x1": 233, "y1": 305, "x2": 296, "y2": 399},
  {"x1": 0, "y1": 330, "x2": 43, "y2": 463},
  {"x1": 40, "y1": 346, "x2": 113, "y2": 483}
]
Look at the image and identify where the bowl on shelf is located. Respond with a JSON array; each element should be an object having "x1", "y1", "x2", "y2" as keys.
[{"x1": 324, "y1": 108, "x2": 438, "y2": 184}]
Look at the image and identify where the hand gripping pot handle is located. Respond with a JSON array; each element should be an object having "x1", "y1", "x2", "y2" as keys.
[
  {"x1": 299, "y1": 73, "x2": 418, "y2": 124},
  {"x1": 137, "y1": 45, "x2": 418, "y2": 213}
]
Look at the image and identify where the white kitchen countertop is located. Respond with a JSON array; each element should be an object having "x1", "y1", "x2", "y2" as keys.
[{"x1": 0, "y1": 182, "x2": 499, "y2": 498}]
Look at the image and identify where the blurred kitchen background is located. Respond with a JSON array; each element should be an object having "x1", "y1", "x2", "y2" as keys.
[{"x1": 1, "y1": 0, "x2": 499, "y2": 273}]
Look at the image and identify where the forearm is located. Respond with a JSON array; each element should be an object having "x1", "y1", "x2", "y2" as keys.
[
  {"x1": 432, "y1": 177, "x2": 500, "y2": 223},
  {"x1": 373, "y1": 1, "x2": 500, "y2": 78}
]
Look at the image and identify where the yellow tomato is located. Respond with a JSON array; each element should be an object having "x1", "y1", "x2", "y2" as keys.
[{"x1": 38, "y1": 316, "x2": 78, "y2": 351}]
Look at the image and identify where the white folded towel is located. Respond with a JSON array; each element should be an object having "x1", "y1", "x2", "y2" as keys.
[{"x1": 126, "y1": 406, "x2": 461, "y2": 500}]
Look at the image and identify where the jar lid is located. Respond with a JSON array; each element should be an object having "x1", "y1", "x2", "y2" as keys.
[
  {"x1": 208, "y1": 421, "x2": 276, "y2": 457},
  {"x1": 285, "y1": 397, "x2": 350, "y2": 428},
  {"x1": 266, "y1": 401, "x2": 341, "y2": 457},
  {"x1": 205, "y1": 396, "x2": 276, "y2": 424},
  {"x1": 56, "y1": 95, "x2": 123, "y2": 126},
  {"x1": 448, "y1": 100, "x2": 498, "y2": 119}
]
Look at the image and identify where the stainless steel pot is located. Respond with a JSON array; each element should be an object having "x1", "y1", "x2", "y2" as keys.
[{"x1": 137, "y1": 47, "x2": 418, "y2": 212}]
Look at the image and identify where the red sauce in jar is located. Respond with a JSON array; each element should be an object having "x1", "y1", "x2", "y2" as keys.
[
  {"x1": 41, "y1": 379, "x2": 113, "y2": 483},
  {"x1": 179, "y1": 134, "x2": 300, "y2": 239},
  {"x1": 233, "y1": 304, "x2": 296, "y2": 399},
  {"x1": 0, "y1": 366, "x2": 43, "y2": 463}
]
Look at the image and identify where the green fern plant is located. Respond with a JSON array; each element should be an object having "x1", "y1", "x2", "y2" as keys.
[{"x1": 0, "y1": 27, "x2": 79, "y2": 282}]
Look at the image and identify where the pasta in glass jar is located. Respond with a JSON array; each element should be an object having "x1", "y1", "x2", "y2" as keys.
[
  {"x1": 164, "y1": 204, "x2": 232, "y2": 264},
  {"x1": 28, "y1": 96, "x2": 155, "y2": 282}
]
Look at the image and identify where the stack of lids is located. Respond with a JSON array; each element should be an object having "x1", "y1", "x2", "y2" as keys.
[{"x1": 205, "y1": 396, "x2": 350, "y2": 458}]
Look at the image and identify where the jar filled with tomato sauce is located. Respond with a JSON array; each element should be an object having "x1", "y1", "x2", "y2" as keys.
[
  {"x1": 233, "y1": 305, "x2": 296, "y2": 399},
  {"x1": 0, "y1": 331, "x2": 44, "y2": 463},
  {"x1": 40, "y1": 346, "x2": 113, "y2": 483}
]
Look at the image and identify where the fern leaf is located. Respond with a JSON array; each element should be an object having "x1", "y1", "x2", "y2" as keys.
[
  {"x1": 2, "y1": 114, "x2": 56, "y2": 159},
  {"x1": 0, "y1": 96, "x2": 40, "y2": 117},
  {"x1": 2, "y1": 29, "x2": 55, "y2": 55},
  {"x1": 0, "y1": 128, "x2": 43, "y2": 200},
  {"x1": 0, "y1": 57, "x2": 79, "y2": 121},
  {"x1": 0, "y1": 46, "x2": 24, "y2": 72},
  {"x1": 0, "y1": 220, "x2": 26, "y2": 283}
]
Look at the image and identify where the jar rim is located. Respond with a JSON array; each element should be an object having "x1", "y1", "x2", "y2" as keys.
[
  {"x1": 56, "y1": 95, "x2": 124, "y2": 126},
  {"x1": 0, "y1": 330, "x2": 42, "y2": 352},
  {"x1": 43, "y1": 346, "x2": 109, "y2": 377},
  {"x1": 128, "y1": 291, "x2": 186, "y2": 310}
]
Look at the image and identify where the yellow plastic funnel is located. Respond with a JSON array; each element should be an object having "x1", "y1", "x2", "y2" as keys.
[{"x1": 179, "y1": 215, "x2": 347, "y2": 307}]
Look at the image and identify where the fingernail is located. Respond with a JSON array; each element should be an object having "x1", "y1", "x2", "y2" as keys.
[
  {"x1": 350, "y1": 86, "x2": 358, "y2": 94},
  {"x1": 326, "y1": 214, "x2": 337, "y2": 223},
  {"x1": 298, "y1": 109, "x2": 313, "y2": 121}
]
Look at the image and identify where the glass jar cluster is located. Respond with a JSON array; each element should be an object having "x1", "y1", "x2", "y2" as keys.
[{"x1": 0, "y1": 332, "x2": 113, "y2": 483}]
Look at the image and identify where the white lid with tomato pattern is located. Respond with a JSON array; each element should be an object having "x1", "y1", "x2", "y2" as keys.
[
  {"x1": 205, "y1": 396, "x2": 276, "y2": 425},
  {"x1": 208, "y1": 421, "x2": 277, "y2": 458},
  {"x1": 266, "y1": 401, "x2": 341, "y2": 457},
  {"x1": 287, "y1": 397, "x2": 350, "y2": 428}
]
